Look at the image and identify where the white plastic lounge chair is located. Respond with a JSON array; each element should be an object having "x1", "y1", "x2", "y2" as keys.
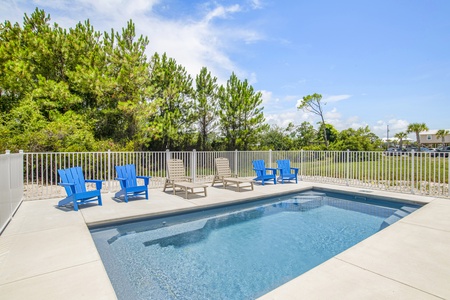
[
  {"x1": 163, "y1": 159, "x2": 207, "y2": 199},
  {"x1": 212, "y1": 157, "x2": 254, "y2": 191}
]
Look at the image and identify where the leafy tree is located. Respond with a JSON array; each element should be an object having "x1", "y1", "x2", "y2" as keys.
[
  {"x1": 34, "y1": 112, "x2": 97, "y2": 152},
  {"x1": 288, "y1": 121, "x2": 317, "y2": 149},
  {"x1": 2, "y1": 8, "x2": 408, "y2": 153},
  {"x1": 259, "y1": 124, "x2": 293, "y2": 150},
  {"x1": 93, "y1": 20, "x2": 154, "y2": 147},
  {"x1": 436, "y1": 129, "x2": 449, "y2": 147},
  {"x1": 331, "y1": 126, "x2": 381, "y2": 151},
  {"x1": 0, "y1": 9, "x2": 157, "y2": 151},
  {"x1": 0, "y1": 16, "x2": 36, "y2": 112},
  {"x1": 317, "y1": 123, "x2": 338, "y2": 147},
  {"x1": 194, "y1": 67, "x2": 218, "y2": 150},
  {"x1": 394, "y1": 131, "x2": 408, "y2": 150},
  {"x1": 0, "y1": 99, "x2": 46, "y2": 151},
  {"x1": 297, "y1": 93, "x2": 329, "y2": 148},
  {"x1": 0, "y1": 9, "x2": 69, "y2": 115},
  {"x1": 407, "y1": 123, "x2": 428, "y2": 149},
  {"x1": 218, "y1": 73, "x2": 267, "y2": 150},
  {"x1": 147, "y1": 53, "x2": 194, "y2": 150}
]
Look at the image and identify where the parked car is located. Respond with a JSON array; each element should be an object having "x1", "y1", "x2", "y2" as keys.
[
  {"x1": 435, "y1": 146, "x2": 450, "y2": 157},
  {"x1": 384, "y1": 147, "x2": 405, "y2": 156},
  {"x1": 404, "y1": 147, "x2": 438, "y2": 157}
]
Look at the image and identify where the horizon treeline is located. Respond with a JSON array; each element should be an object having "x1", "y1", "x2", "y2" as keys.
[{"x1": 0, "y1": 9, "x2": 382, "y2": 152}]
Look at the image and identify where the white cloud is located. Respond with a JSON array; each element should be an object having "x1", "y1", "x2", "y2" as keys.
[
  {"x1": 265, "y1": 110, "x2": 311, "y2": 128},
  {"x1": 265, "y1": 93, "x2": 314, "y2": 127},
  {"x1": 373, "y1": 119, "x2": 411, "y2": 139},
  {"x1": 276, "y1": 107, "x2": 414, "y2": 139},
  {"x1": 321, "y1": 108, "x2": 369, "y2": 131},
  {"x1": 325, "y1": 107, "x2": 341, "y2": 120},
  {"x1": 295, "y1": 94, "x2": 351, "y2": 109},
  {"x1": 250, "y1": 0, "x2": 263, "y2": 9},
  {"x1": 323, "y1": 94, "x2": 352, "y2": 103},
  {"x1": 203, "y1": 4, "x2": 241, "y2": 23},
  {"x1": 248, "y1": 72, "x2": 258, "y2": 85},
  {"x1": 4, "y1": 0, "x2": 261, "y2": 83},
  {"x1": 260, "y1": 90, "x2": 273, "y2": 106}
]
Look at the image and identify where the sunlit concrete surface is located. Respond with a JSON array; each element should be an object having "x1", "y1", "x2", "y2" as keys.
[{"x1": 1, "y1": 181, "x2": 447, "y2": 300}]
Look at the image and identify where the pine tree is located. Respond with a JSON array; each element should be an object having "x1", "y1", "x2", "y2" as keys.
[{"x1": 218, "y1": 73, "x2": 267, "y2": 150}]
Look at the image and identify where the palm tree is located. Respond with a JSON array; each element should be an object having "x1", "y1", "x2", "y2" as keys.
[
  {"x1": 394, "y1": 131, "x2": 408, "y2": 150},
  {"x1": 407, "y1": 123, "x2": 428, "y2": 150},
  {"x1": 436, "y1": 129, "x2": 450, "y2": 147}
]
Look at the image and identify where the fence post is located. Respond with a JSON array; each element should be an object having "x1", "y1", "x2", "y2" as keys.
[
  {"x1": 300, "y1": 149, "x2": 303, "y2": 181},
  {"x1": 108, "y1": 149, "x2": 111, "y2": 193},
  {"x1": 411, "y1": 150, "x2": 415, "y2": 194},
  {"x1": 234, "y1": 149, "x2": 238, "y2": 174},
  {"x1": 447, "y1": 154, "x2": 450, "y2": 197},
  {"x1": 192, "y1": 149, "x2": 197, "y2": 183},
  {"x1": 346, "y1": 149, "x2": 350, "y2": 186},
  {"x1": 165, "y1": 149, "x2": 171, "y2": 180},
  {"x1": 269, "y1": 149, "x2": 272, "y2": 168},
  {"x1": 1, "y1": 150, "x2": 11, "y2": 233}
]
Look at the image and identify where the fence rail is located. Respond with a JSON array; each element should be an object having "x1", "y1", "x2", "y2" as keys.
[
  {"x1": 1, "y1": 151, "x2": 24, "y2": 233},
  {"x1": 19, "y1": 150, "x2": 450, "y2": 200}
]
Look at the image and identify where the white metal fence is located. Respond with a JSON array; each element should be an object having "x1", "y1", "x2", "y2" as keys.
[
  {"x1": 17, "y1": 150, "x2": 450, "y2": 200},
  {"x1": 1, "y1": 151, "x2": 24, "y2": 233}
]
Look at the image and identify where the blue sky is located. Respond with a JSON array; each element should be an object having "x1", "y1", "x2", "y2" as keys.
[{"x1": 2, "y1": 0, "x2": 450, "y2": 139}]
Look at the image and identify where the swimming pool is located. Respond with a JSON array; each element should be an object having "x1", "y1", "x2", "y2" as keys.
[{"x1": 90, "y1": 190, "x2": 421, "y2": 300}]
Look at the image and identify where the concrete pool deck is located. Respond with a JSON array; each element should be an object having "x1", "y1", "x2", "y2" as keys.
[{"x1": 0, "y1": 182, "x2": 449, "y2": 299}]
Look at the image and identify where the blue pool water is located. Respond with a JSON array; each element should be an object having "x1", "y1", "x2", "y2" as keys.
[{"x1": 90, "y1": 190, "x2": 420, "y2": 300}]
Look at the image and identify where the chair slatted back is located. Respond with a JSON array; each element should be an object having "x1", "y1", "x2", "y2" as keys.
[
  {"x1": 252, "y1": 160, "x2": 266, "y2": 176},
  {"x1": 167, "y1": 159, "x2": 188, "y2": 181},
  {"x1": 58, "y1": 167, "x2": 87, "y2": 196},
  {"x1": 277, "y1": 160, "x2": 291, "y2": 174},
  {"x1": 215, "y1": 157, "x2": 233, "y2": 177},
  {"x1": 115, "y1": 164, "x2": 138, "y2": 189}
]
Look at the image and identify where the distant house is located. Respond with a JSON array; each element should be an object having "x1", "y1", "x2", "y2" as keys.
[{"x1": 419, "y1": 130, "x2": 450, "y2": 145}]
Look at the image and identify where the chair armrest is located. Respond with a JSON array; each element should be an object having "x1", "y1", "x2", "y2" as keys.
[
  {"x1": 85, "y1": 179, "x2": 104, "y2": 190},
  {"x1": 58, "y1": 182, "x2": 76, "y2": 194},
  {"x1": 266, "y1": 168, "x2": 278, "y2": 174},
  {"x1": 137, "y1": 175, "x2": 151, "y2": 185},
  {"x1": 115, "y1": 177, "x2": 128, "y2": 188}
]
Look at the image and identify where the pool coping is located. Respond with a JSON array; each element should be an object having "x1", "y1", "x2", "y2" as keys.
[{"x1": 1, "y1": 182, "x2": 449, "y2": 299}]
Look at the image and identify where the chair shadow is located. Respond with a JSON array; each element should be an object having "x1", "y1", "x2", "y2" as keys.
[
  {"x1": 211, "y1": 185, "x2": 253, "y2": 192},
  {"x1": 111, "y1": 195, "x2": 147, "y2": 203},
  {"x1": 54, "y1": 202, "x2": 99, "y2": 212},
  {"x1": 162, "y1": 189, "x2": 208, "y2": 200}
]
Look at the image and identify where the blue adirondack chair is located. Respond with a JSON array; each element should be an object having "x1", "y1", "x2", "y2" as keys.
[
  {"x1": 57, "y1": 167, "x2": 103, "y2": 211},
  {"x1": 252, "y1": 160, "x2": 277, "y2": 185},
  {"x1": 115, "y1": 164, "x2": 151, "y2": 203},
  {"x1": 276, "y1": 159, "x2": 299, "y2": 184}
]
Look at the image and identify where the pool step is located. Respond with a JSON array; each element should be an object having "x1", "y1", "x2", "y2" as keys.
[{"x1": 379, "y1": 206, "x2": 418, "y2": 230}]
